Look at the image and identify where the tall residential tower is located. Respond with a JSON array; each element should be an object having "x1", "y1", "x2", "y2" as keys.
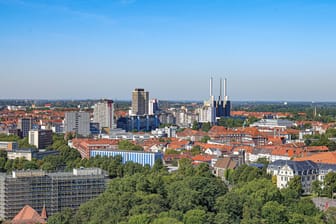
[{"x1": 93, "y1": 99, "x2": 114, "y2": 129}]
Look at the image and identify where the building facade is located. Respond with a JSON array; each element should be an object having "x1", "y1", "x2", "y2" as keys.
[
  {"x1": 90, "y1": 150, "x2": 163, "y2": 167},
  {"x1": 64, "y1": 112, "x2": 90, "y2": 137},
  {"x1": 0, "y1": 141, "x2": 18, "y2": 151},
  {"x1": 0, "y1": 168, "x2": 106, "y2": 220},
  {"x1": 148, "y1": 98, "x2": 159, "y2": 115},
  {"x1": 28, "y1": 130, "x2": 53, "y2": 149},
  {"x1": 93, "y1": 99, "x2": 114, "y2": 129},
  {"x1": 17, "y1": 118, "x2": 32, "y2": 138},
  {"x1": 132, "y1": 88, "x2": 149, "y2": 115},
  {"x1": 267, "y1": 160, "x2": 321, "y2": 194},
  {"x1": 117, "y1": 115, "x2": 160, "y2": 132}
]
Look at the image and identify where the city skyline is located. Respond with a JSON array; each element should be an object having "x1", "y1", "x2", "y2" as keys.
[{"x1": 1, "y1": 0, "x2": 336, "y2": 101}]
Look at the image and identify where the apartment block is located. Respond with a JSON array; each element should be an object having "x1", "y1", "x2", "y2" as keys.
[{"x1": 0, "y1": 168, "x2": 106, "y2": 220}]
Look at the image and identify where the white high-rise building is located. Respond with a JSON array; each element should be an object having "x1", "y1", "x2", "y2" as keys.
[
  {"x1": 64, "y1": 112, "x2": 90, "y2": 137},
  {"x1": 148, "y1": 98, "x2": 159, "y2": 115},
  {"x1": 93, "y1": 100, "x2": 114, "y2": 129}
]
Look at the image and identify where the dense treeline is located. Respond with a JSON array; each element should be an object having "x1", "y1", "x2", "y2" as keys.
[
  {"x1": 48, "y1": 159, "x2": 329, "y2": 224},
  {"x1": 234, "y1": 103, "x2": 336, "y2": 123}
]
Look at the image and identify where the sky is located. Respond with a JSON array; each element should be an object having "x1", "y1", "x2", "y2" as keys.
[{"x1": 1, "y1": 0, "x2": 336, "y2": 101}]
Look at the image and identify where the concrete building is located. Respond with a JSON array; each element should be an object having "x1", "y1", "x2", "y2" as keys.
[
  {"x1": 148, "y1": 98, "x2": 159, "y2": 115},
  {"x1": 93, "y1": 99, "x2": 114, "y2": 130},
  {"x1": 117, "y1": 115, "x2": 160, "y2": 132},
  {"x1": 28, "y1": 130, "x2": 53, "y2": 149},
  {"x1": 90, "y1": 150, "x2": 163, "y2": 167},
  {"x1": 250, "y1": 119, "x2": 295, "y2": 129},
  {"x1": 7, "y1": 148, "x2": 59, "y2": 161},
  {"x1": 17, "y1": 118, "x2": 32, "y2": 138},
  {"x1": 0, "y1": 168, "x2": 106, "y2": 220},
  {"x1": 132, "y1": 88, "x2": 149, "y2": 115},
  {"x1": 0, "y1": 141, "x2": 18, "y2": 151},
  {"x1": 64, "y1": 112, "x2": 90, "y2": 137}
]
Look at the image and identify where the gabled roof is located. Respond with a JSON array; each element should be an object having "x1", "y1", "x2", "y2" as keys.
[
  {"x1": 268, "y1": 160, "x2": 318, "y2": 174},
  {"x1": 294, "y1": 151, "x2": 336, "y2": 164},
  {"x1": 12, "y1": 205, "x2": 46, "y2": 224},
  {"x1": 214, "y1": 157, "x2": 238, "y2": 170}
]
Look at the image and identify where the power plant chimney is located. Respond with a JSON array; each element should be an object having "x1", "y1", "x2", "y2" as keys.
[
  {"x1": 219, "y1": 77, "x2": 222, "y2": 101},
  {"x1": 224, "y1": 78, "x2": 228, "y2": 101}
]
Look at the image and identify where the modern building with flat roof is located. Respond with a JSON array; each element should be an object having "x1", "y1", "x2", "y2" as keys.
[
  {"x1": 64, "y1": 112, "x2": 90, "y2": 137},
  {"x1": 28, "y1": 129, "x2": 53, "y2": 149},
  {"x1": 0, "y1": 168, "x2": 106, "y2": 220},
  {"x1": 132, "y1": 88, "x2": 149, "y2": 116},
  {"x1": 90, "y1": 150, "x2": 163, "y2": 167},
  {"x1": 93, "y1": 99, "x2": 114, "y2": 130}
]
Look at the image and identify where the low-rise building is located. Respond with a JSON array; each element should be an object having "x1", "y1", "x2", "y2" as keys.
[
  {"x1": 90, "y1": 150, "x2": 163, "y2": 167},
  {"x1": 0, "y1": 141, "x2": 18, "y2": 151},
  {"x1": 7, "y1": 148, "x2": 59, "y2": 161},
  {"x1": 267, "y1": 160, "x2": 320, "y2": 194}
]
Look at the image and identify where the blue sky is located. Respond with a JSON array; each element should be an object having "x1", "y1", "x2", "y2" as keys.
[{"x1": 0, "y1": 0, "x2": 336, "y2": 101}]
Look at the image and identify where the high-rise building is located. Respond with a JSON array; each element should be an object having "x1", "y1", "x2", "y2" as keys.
[
  {"x1": 148, "y1": 98, "x2": 159, "y2": 115},
  {"x1": 93, "y1": 100, "x2": 114, "y2": 129},
  {"x1": 28, "y1": 130, "x2": 53, "y2": 149},
  {"x1": 64, "y1": 112, "x2": 90, "y2": 137},
  {"x1": 17, "y1": 118, "x2": 32, "y2": 138},
  {"x1": 132, "y1": 88, "x2": 149, "y2": 115},
  {"x1": 0, "y1": 168, "x2": 106, "y2": 220}
]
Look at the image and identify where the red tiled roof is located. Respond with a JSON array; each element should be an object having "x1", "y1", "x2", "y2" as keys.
[
  {"x1": 294, "y1": 151, "x2": 336, "y2": 164},
  {"x1": 12, "y1": 205, "x2": 46, "y2": 224}
]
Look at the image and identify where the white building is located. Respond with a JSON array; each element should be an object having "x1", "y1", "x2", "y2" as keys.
[
  {"x1": 251, "y1": 119, "x2": 295, "y2": 129},
  {"x1": 148, "y1": 98, "x2": 159, "y2": 115},
  {"x1": 267, "y1": 160, "x2": 319, "y2": 194},
  {"x1": 28, "y1": 130, "x2": 52, "y2": 149},
  {"x1": 64, "y1": 112, "x2": 90, "y2": 137},
  {"x1": 93, "y1": 100, "x2": 114, "y2": 129}
]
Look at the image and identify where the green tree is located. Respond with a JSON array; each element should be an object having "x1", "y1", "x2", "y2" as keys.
[
  {"x1": 261, "y1": 201, "x2": 287, "y2": 224},
  {"x1": 201, "y1": 122, "x2": 211, "y2": 132},
  {"x1": 287, "y1": 176, "x2": 303, "y2": 197},
  {"x1": 47, "y1": 208, "x2": 74, "y2": 224},
  {"x1": 311, "y1": 180, "x2": 323, "y2": 196},
  {"x1": 192, "y1": 120, "x2": 199, "y2": 130},
  {"x1": 128, "y1": 214, "x2": 151, "y2": 224},
  {"x1": 183, "y1": 209, "x2": 207, "y2": 224},
  {"x1": 200, "y1": 135, "x2": 211, "y2": 143}
]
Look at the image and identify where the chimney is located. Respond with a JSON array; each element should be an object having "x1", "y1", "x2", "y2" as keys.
[
  {"x1": 219, "y1": 77, "x2": 222, "y2": 101},
  {"x1": 224, "y1": 78, "x2": 228, "y2": 101}
]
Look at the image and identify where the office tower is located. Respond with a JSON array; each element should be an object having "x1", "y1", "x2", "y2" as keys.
[
  {"x1": 0, "y1": 168, "x2": 106, "y2": 220},
  {"x1": 17, "y1": 118, "x2": 32, "y2": 138},
  {"x1": 93, "y1": 99, "x2": 114, "y2": 129},
  {"x1": 148, "y1": 98, "x2": 159, "y2": 115},
  {"x1": 132, "y1": 88, "x2": 149, "y2": 115},
  {"x1": 28, "y1": 130, "x2": 53, "y2": 149},
  {"x1": 64, "y1": 112, "x2": 90, "y2": 137}
]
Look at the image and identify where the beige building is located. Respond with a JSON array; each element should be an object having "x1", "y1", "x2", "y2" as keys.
[{"x1": 132, "y1": 88, "x2": 149, "y2": 115}]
